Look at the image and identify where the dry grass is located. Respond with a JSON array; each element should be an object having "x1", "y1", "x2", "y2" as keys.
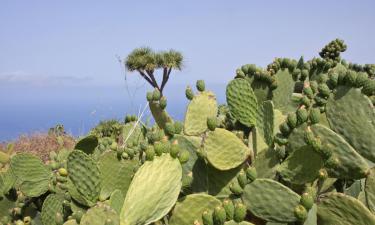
[{"x1": 0, "y1": 133, "x2": 76, "y2": 161}]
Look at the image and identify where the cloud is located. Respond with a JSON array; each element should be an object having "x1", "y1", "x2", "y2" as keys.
[{"x1": 0, "y1": 71, "x2": 94, "y2": 87}]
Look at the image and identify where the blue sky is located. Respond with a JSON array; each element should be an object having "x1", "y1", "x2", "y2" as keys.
[{"x1": 0, "y1": 0, "x2": 375, "y2": 140}]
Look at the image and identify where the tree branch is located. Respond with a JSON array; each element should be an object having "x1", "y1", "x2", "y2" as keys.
[
  {"x1": 160, "y1": 67, "x2": 172, "y2": 93},
  {"x1": 137, "y1": 69, "x2": 155, "y2": 88},
  {"x1": 146, "y1": 70, "x2": 160, "y2": 91}
]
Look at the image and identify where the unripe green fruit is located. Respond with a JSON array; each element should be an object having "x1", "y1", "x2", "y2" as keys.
[
  {"x1": 50, "y1": 161, "x2": 59, "y2": 170},
  {"x1": 58, "y1": 168, "x2": 68, "y2": 177},
  {"x1": 314, "y1": 95, "x2": 328, "y2": 106},
  {"x1": 287, "y1": 113, "x2": 298, "y2": 129},
  {"x1": 237, "y1": 171, "x2": 248, "y2": 188},
  {"x1": 164, "y1": 122, "x2": 175, "y2": 136},
  {"x1": 207, "y1": 117, "x2": 217, "y2": 131},
  {"x1": 110, "y1": 142, "x2": 118, "y2": 151},
  {"x1": 328, "y1": 72, "x2": 339, "y2": 88},
  {"x1": 300, "y1": 69, "x2": 309, "y2": 81},
  {"x1": 146, "y1": 92, "x2": 153, "y2": 102},
  {"x1": 73, "y1": 210, "x2": 83, "y2": 223},
  {"x1": 292, "y1": 69, "x2": 301, "y2": 80},
  {"x1": 159, "y1": 96, "x2": 167, "y2": 110},
  {"x1": 213, "y1": 206, "x2": 226, "y2": 225},
  {"x1": 300, "y1": 96, "x2": 311, "y2": 107},
  {"x1": 105, "y1": 219, "x2": 114, "y2": 225},
  {"x1": 15, "y1": 220, "x2": 24, "y2": 225},
  {"x1": 153, "y1": 141, "x2": 164, "y2": 156},
  {"x1": 311, "y1": 137, "x2": 322, "y2": 152},
  {"x1": 152, "y1": 89, "x2": 161, "y2": 101},
  {"x1": 337, "y1": 70, "x2": 347, "y2": 85},
  {"x1": 236, "y1": 69, "x2": 245, "y2": 78},
  {"x1": 185, "y1": 86, "x2": 194, "y2": 100},
  {"x1": 124, "y1": 115, "x2": 131, "y2": 123},
  {"x1": 318, "y1": 83, "x2": 331, "y2": 97},
  {"x1": 362, "y1": 79, "x2": 375, "y2": 96},
  {"x1": 233, "y1": 203, "x2": 247, "y2": 222},
  {"x1": 126, "y1": 148, "x2": 135, "y2": 158},
  {"x1": 303, "y1": 86, "x2": 314, "y2": 99},
  {"x1": 174, "y1": 121, "x2": 183, "y2": 134},
  {"x1": 202, "y1": 210, "x2": 214, "y2": 225},
  {"x1": 304, "y1": 129, "x2": 315, "y2": 145},
  {"x1": 196, "y1": 80, "x2": 206, "y2": 92},
  {"x1": 309, "y1": 108, "x2": 320, "y2": 124},
  {"x1": 270, "y1": 80, "x2": 278, "y2": 90},
  {"x1": 222, "y1": 199, "x2": 234, "y2": 220},
  {"x1": 145, "y1": 147, "x2": 155, "y2": 161},
  {"x1": 55, "y1": 212, "x2": 64, "y2": 225},
  {"x1": 296, "y1": 108, "x2": 308, "y2": 125},
  {"x1": 276, "y1": 145, "x2": 286, "y2": 159},
  {"x1": 310, "y1": 81, "x2": 319, "y2": 94},
  {"x1": 121, "y1": 152, "x2": 129, "y2": 159},
  {"x1": 245, "y1": 167, "x2": 257, "y2": 182},
  {"x1": 170, "y1": 141, "x2": 180, "y2": 158},
  {"x1": 279, "y1": 122, "x2": 291, "y2": 136},
  {"x1": 294, "y1": 205, "x2": 308, "y2": 222},
  {"x1": 140, "y1": 141, "x2": 148, "y2": 151},
  {"x1": 300, "y1": 192, "x2": 314, "y2": 210},
  {"x1": 274, "y1": 133, "x2": 288, "y2": 146},
  {"x1": 355, "y1": 72, "x2": 368, "y2": 87},
  {"x1": 178, "y1": 150, "x2": 190, "y2": 164},
  {"x1": 346, "y1": 70, "x2": 357, "y2": 85},
  {"x1": 229, "y1": 181, "x2": 243, "y2": 195}
]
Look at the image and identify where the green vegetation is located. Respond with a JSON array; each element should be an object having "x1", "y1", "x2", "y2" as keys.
[{"x1": 1, "y1": 39, "x2": 375, "y2": 225}]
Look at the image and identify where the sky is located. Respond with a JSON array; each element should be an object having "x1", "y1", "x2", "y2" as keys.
[{"x1": 0, "y1": 0, "x2": 375, "y2": 140}]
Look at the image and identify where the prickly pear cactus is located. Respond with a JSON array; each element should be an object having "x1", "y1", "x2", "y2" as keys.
[
  {"x1": 184, "y1": 91, "x2": 218, "y2": 136},
  {"x1": 80, "y1": 203, "x2": 120, "y2": 225},
  {"x1": 67, "y1": 150, "x2": 101, "y2": 206},
  {"x1": 41, "y1": 194, "x2": 64, "y2": 225},
  {"x1": 120, "y1": 154, "x2": 182, "y2": 225}
]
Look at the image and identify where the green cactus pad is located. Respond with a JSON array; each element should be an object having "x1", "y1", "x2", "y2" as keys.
[
  {"x1": 303, "y1": 204, "x2": 317, "y2": 225},
  {"x1": 41, "y1": 194, "x2": 64, "y2": 225},
  {"x1": 226, "y1": 78, "x2": 258, "y2": 127},
  {"x1": 0, "y1": 195, "x2": 16, "y2": 217},
  {"x1": 278, "y1": 145, "x2": 324, "y2": 184},
  {"x1": 63, "y1": 220, "x2": 79, "y2": 225},
  {"x1": 184, "y1": 91, "x2": 218, "y2": 135},
  {"x1": 67, "y1": 150, "x2": 101, "y2": 206},
  {"x1": 67, "y1": 178, "x2": 90, "y2": 207},
  {"x1": 310, "y1": 124, "x2": 369, "y2": 179},
  {"x1": 169, "y1": 194, "x2": 221, "y2": 225},
  {"x1": 10, "y1": 153, "x2": 51, "y2": 196},
  {"x1": 75, "y1": 135, "x2": 99, "y2": 154},
  {"x1": 0, "y1": 169, "x2": 16, "y2": 195},
  {"x1": 122, "y1": 122, "x2": 144, "y2": 146},
  {"x1": 365, "y1": 167, "x2": 375, "y2": 213},
  {"x1": 81, "y1": 204, "x2": 120, "y2": 225},
  {"x1": 224, "y1": 221, "x2": 255, "y2": 225},
  {"x1": 120, "y1": 154, "x2": 182, "y2": 225},
  {"x1": 10, "y1": 153, "x2": 51, "y2": 182},
  {"x1": 109, "y1": 189, "x2": 124, "y2": 214},
  {"x1": 98, "y1": 152, "x2": 137, "y2": 200},
  {"x1": 203, "y1": 128, "x2": 251, "y2": 170},
  {"x1": 326, "y1": 85, "x2": 375, "y2": 162},
  {"x1": 149, "y1": 101, "x2": 173, "y2": 129},
  {"x1": 317, "y1": 193, "x2": 375, "y2": 225},
  {"x1": 242, "y1": 179, "x2": 301, "y2": 223},
  {"x1": 272, "y1": 69, "x2": 298, "y2": 114},
  {"x1": 253, "y1": 148, "x2": 279, "y2": 179},
  {"x1": 256, "y1": 100, "x2": 274, "y2": 146}
]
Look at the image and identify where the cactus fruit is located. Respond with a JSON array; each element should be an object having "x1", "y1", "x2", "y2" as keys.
[
  {"x1": 213, "y1": 206, "x2": 226, "y2": 225},
  {"x1": 186, "y1": 86, "x2": 194, "y2": 100},
  {"x1": 207, "y1": 117, "x2": 217, "y2": 131},
  {"x1": 294, "y1": 205, "x2": 307, "y2": 222},
  {"x1": 202, "y1": 210, "x2": 214, "y2": 225},
  {"x1": 197, "y1": 80, "x2": 206, "y2": 92},
  {"x1": 159, "y1": 96, "x2": 167, "y2": 109}
]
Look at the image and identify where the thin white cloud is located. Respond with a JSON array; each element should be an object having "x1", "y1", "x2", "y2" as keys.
[{"x1": 0, "y1": 71, "x2": 94, "y2": 87}]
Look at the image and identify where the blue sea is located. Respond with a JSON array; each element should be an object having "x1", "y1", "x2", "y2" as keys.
[{"x1": 0, "y1": 84, "x2": 226, "y2": 142}]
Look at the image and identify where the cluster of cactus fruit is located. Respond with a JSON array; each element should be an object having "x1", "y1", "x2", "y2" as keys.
[{"x1": 1, "y1": 39, "x2": 375, "y2": 225}]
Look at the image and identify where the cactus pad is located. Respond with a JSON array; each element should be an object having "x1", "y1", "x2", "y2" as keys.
[
  {"x1": 317, "y1": 193, "x2": 375, "y2": 225},
  {"x1": 278, "y1": 145, "x2": 323, "y2": 184},
  {"x1": 98, "y1": 152, "x2": 137, "y2": 200},
  {"x1": 226, "y1": 78, "x2": 258, "y2": 127},
  {"x1": 67, "y1": 150, "x2": 101, "y2": 206},
  {"x1": 41, "y1": 194, "x2": 64, "y2": 225},
  {"x1": 272, "y1": 69, "x2": 297, "y2": 114},
  {"x1": 169, "y1": 193, "x2": 221, "y2": 225},
  {"x1": 109, "y1": 189, "x2": 124, "y2": 214},
  {"x1": 184, "y1": 91, "x2": 218, "y2": 135},
  {"x1": 311, "y1": 124, "x2": 369, "y2": 179},
  {"x1": 122, "y1": 122, "x2": 144, "y2": 145},
  {"x1": 242, "y1": 179, "x2": 301, "y2": 223},
  {"x1": 81, "y1": 204, "x2": 120, "y2": 225},
  {"x1": 253, "y1": 148, "x2": 279, "y2": 179},
  {"x1": 256, "y1": 100, "x2": 274, "y2": 146},
  {"x1": 365, "y1": 167, "x2": 375, "y2": 213},
  {"x1": 326, "y1": 85, "x2": 375, "y2": 162},
  {"x1": 75, "y1": 135, "x2": 99, "y2": 154},
  {"x1": 203, "y1": 128, "x2": 251, "y2": 170},
  {"x1": 120, "y1": 154, "x2": 182, "y2": 225}
]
